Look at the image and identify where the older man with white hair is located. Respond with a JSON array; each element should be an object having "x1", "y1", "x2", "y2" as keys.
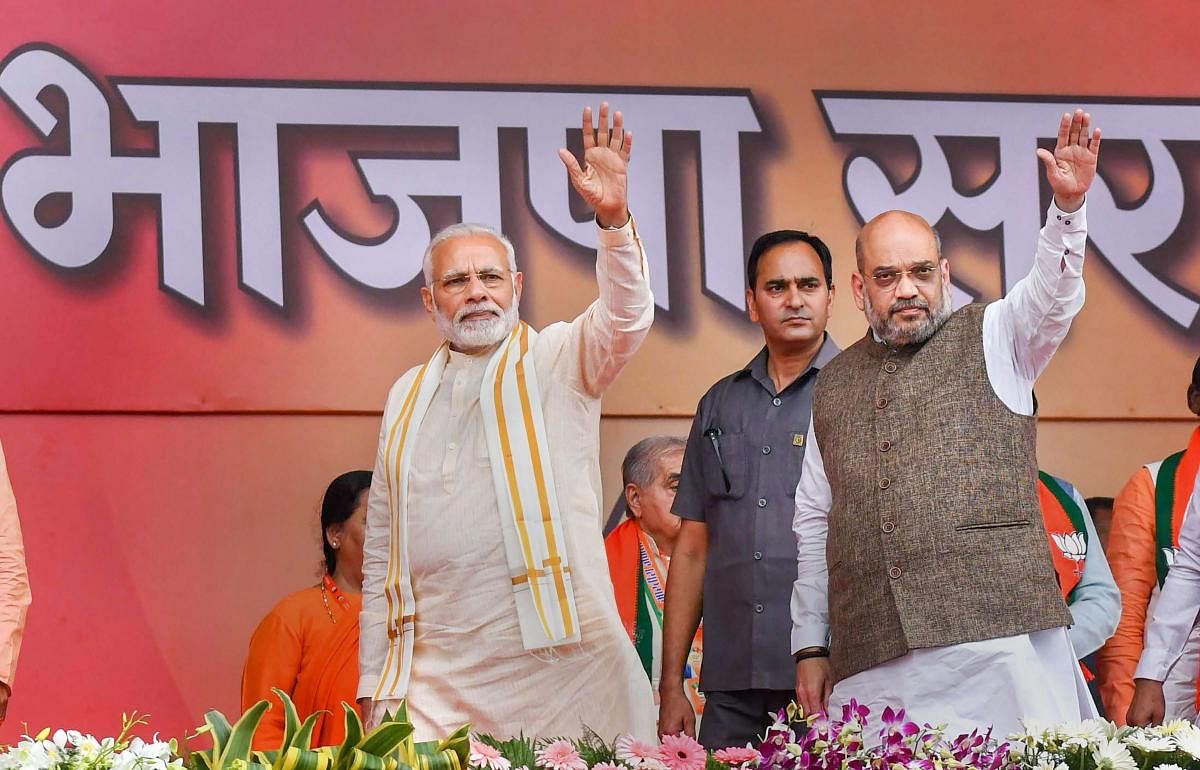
[{"x1": 356, "y1": 103, "x2": 657, "y2": 740}]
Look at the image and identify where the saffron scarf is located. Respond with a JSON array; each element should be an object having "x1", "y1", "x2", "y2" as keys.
[
  {"x1": 1039, "y1": 472, "x2": 1088, "y2": 601},
  {"x1": 606, "y1": 518, "x2": 703, "y2": 713},
  {"x1": 373, "y1": 321, "x2": 580, "y2": 700}
]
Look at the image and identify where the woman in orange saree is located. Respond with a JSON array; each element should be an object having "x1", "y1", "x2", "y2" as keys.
[{"x1": 241, "y1": 470, "x2": 371, "y2": 750}]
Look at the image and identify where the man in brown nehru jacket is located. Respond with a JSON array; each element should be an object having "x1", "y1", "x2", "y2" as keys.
[{"x1": 789, "y1": 109, "x2": 1102, "y2": 737}]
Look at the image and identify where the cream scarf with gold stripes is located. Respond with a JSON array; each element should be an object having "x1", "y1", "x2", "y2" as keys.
[{"x1": 373, "y1": 321, "x2": 581, "y2": 700}]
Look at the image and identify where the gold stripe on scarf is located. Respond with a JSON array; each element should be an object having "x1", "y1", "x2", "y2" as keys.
[
  {"x1": 513, "y1": 323, "x2": 574, "y2": 636},
  {"x1": 376, "y1": 360, "x2": 429, "y2": 699},
  {"x1": 492, "y1": 330, "x2": 553, "y2": 638}
]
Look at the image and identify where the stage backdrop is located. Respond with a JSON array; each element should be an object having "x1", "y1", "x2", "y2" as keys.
[{"x1": 1, "y1": 0, "x2": 1198, "y2": 743}]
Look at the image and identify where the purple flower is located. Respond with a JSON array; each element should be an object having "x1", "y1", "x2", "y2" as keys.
[{"x1": 840, "y1": 699, "x2": 869, "y2": 724}]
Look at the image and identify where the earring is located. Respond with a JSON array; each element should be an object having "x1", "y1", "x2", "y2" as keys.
[{"x1": 332, "y1": 540, "x2": 341, "y2": 549}]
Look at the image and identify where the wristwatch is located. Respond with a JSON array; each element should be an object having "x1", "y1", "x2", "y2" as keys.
[{"x1": 793, "y1": 646, "x2": 830, "y2": 663}]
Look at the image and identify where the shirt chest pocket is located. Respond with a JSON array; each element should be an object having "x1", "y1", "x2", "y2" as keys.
[{"x1": 701, "y1": 430, "x2": 748, "y2": 500}]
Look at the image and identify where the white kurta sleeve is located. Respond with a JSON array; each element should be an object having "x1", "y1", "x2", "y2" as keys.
[
  {"x1": 1065, "y1": 485, "x2": 1121, "y2": 657},
  {"x1": 358, "y1": 382, "x2": 404, "y2": 700},
  {"x1": 567, "y1": 218, "x2": 654, "y2": 397},
  {"x1": 1137, "y1": 473, "x2": 1200, "y2": 682},
  {"x1": 0, "y1": 440, "x2": 30, "y2": 689},
  {"x1": 981, "y1": 200, "x2": 1087, "y2": 414},
  {"x1": 791, "y1": 420, "x2": 832, "y2": 654}
]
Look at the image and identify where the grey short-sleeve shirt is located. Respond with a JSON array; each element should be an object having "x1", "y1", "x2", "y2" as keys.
[{"x1": 673, "y1": 336, "x2": 840, "y2": 692}]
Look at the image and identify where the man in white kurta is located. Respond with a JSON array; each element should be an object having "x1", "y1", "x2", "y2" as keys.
[
  {"x1": 790, "y1": 110, "x2": 1102, "y2": 738},
  {"x1": 357, "y1": 104, "x2": 656, "y2": 740},
  {"x1": 0, "y1": 439, "x2": 31, "y2": 726},
  {"x1": 1128, "y1": 472, "x2": 1200, "y2": 726}
]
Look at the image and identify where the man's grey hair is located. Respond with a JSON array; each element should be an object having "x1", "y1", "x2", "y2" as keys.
[
  {"x1": 422, "y1": 222, "x2": 518, "y2": 286},
  {"x1": 622, "y1": 435, "x2": 687, "y2": 491}
]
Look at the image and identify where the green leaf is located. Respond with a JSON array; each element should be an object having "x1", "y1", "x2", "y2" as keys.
[
  {"x1": 358, "y1": 722, "x2": 415, "y2": 759},
  {"x1": 436, "y1": 724, "x2": 470, "y2": 764},
  {"x1": 341, "y1": 748, "x2": 387, "y2": 770},
  {"x1": 272, "y1": 746, "x2": 336, "y2": 770},
  {"x1": 217, "y1": 699, "x2": 273, "y2": 768},
  {"x1": 475, "y1": 734, "x2": 536, "y2": 770},
  {"x1": 188, "y1": 750, "x2": 215, "y2": 770},
  {"x1": 273, "y1": 688, "x2": 303, "y2": 751},
  {"x1": 342, "y1": 703, "x2": 365, "y2": 752},
  {"x1": 572, "y1": 727, "x2": 616, "y2": 768},
  {"x1": 292, "y1": 711, "x2": 324, "y2": 752},
  {"x1": 205, "y1": 709, "x2": 235, "y2": 754}
]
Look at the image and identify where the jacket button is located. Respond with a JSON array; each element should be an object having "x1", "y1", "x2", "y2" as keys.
[
  {"x1": 757, "y1": 497, "x2": 767, "y2": 508},
  {"x1": 884, "y1": 361, "x2": 898, "y2": 373},
  {"x1": 878, "y1": 439, "x2": 892, "y2": 452},
  {"x1": 881, "y1": 521, "x2": 895, "y2": 533},
  {"x1": 761, "y1": 446, "x2": 771, "y2": 455},
  {"x1": 888, "y1": 565, "x2": 902, "y2": 579},
  {"x1": 772, "y1": 397, "x2": 782, "y2": 406},
  {"x1": 753, "y1": 551, "x2": 763, "y2": 560},
  {"x1": 754, "y1": 603, "x2": 764, "y2": 613},
  {"x1": 879, "y1": 478, "x2": 891, "y2": 490},
  {"x1": 876, "y1": 397, "x2": 888, "y2": 409}
]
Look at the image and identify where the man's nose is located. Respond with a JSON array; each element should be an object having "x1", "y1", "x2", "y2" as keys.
[
  {"x1": 465, "y1": 272, "x2": 489, "y2": 301},
  {"x1": 894, "y1": 270, "x2": 919, "y2": 298}
]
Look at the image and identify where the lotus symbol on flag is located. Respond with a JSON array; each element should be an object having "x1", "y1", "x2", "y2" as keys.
[{"x1": 1051, "y1": 532, "x2": 1087, "y2": 575}]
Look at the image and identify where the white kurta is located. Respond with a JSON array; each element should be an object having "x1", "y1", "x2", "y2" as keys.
[
  {"x1": 359, "y1": 220, "x2": 657, "y2": 741},
  {"x1": 1136, "y1": 471, "x2": 1200, "y2": 723},
  {"x1": 790, "y1": 201, "x2": 1096, "y2": 736}
]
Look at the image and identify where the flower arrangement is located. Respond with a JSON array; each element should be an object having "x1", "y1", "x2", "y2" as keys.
[
  {"x1": 471, "y1": 701, "x2": 1019, "y2": 770},
  {"x1": 0, "y1": 713, "x2": 181, "y2": 770},
  {"x1": 1011, "y1": 716, "x2": 1200, "y2": 770},
  {"x1": 16, "y1": 697, "x2": 1200, "y2": 770}
]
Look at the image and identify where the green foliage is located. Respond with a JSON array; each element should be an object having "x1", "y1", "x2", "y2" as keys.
[
  {"x1": 186, "y1": 691, "x2": 467, "y2": 770},
  {"x1": 477, "y1": 733, "x2": 539, "y2": 769},
  {"x1": 573, "y1": 728, "x2": 617, "y2": 768}
]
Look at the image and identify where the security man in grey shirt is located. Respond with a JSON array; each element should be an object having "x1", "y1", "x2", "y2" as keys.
[{"x1": 659, "y1": 230, "x2": 839, "y2": 748}]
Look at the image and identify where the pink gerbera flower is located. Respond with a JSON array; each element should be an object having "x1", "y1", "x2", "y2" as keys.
[
  {"x1": 659, "y1": 733, "x2": 707, "y2": 770},
  {"x1": 713, "y1": 747, "x2": 759, "y2": 767},
  {"x1": 471, "y1": 740, "x2": 513, "y2": 770},
  {"x1": 593, "y1": 763, "x2": 625, "y2": 770},
  {"x1": 536, "y1": 739, "x2": 587, "y2": 770},
  {"x1": 616, "y1": 735, "x2": 668, "y2": 770}
]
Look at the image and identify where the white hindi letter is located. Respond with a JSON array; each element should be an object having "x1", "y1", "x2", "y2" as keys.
[
  {"x1": 525, "y1": 92, "x2": 760, "y2": 311},
  {"x1": 0, "y1": 48, "x2": 120, "y2": 270},
  {"x1": 820, "y1": 95, "x2": 1200, "y2": 326}
]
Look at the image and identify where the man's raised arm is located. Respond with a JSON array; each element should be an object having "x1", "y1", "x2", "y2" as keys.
[
  {"x1": 558, "y1": 103, "x2": 653, "y2": 396},
  {"x1": 988, "y1": 109, "x2": 1101, "y2": 400}
]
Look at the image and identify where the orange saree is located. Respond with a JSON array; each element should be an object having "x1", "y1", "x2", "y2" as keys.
[{"x1": 241, "y1": 585, "x2": 363, "y2": 749}]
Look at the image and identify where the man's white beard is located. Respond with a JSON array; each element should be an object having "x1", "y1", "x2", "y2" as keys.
[
  {"x1": 434, "y1": 297, "x2": 520, "y2": 352},
  {"x1": 864, "y1": 278, "x2": 954, "y2": 347}
]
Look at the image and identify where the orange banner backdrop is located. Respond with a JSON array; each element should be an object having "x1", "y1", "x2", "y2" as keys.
[{"x1": 1, "y1": 0, "x2": 1198, "y2": 744}]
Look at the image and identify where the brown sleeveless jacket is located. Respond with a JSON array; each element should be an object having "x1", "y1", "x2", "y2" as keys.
[{"x1": 812, "y1": 303, "x2": 1071, "y2": 682}]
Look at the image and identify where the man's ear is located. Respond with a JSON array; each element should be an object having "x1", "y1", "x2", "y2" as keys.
[
  {"x1": 421, "y1": 286, "x2": 435, "y2": 316},
  {"x1": 746, "y1": 287, "x2": 760, "y2": 324},
  {"x1": 850, "y1": 272, "x2": 866, "y2": 312},
  {"x1": 625, "y1": 483, "x2": 642, "y2": 519}
]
